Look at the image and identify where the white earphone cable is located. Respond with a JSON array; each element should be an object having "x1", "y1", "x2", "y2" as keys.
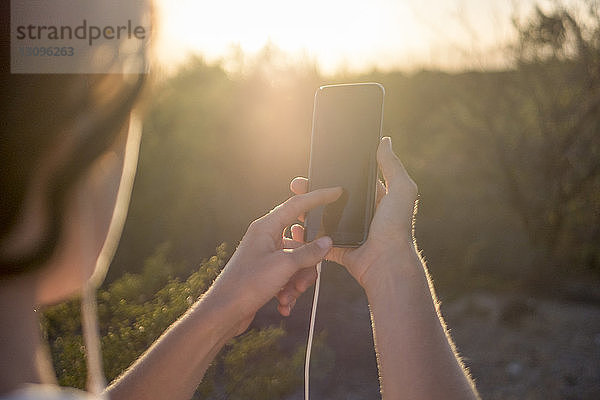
[{"x1": 304, "y1": 260, "x2": 323, "y2": 400}]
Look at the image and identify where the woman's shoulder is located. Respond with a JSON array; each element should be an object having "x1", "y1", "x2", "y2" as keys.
[{"x1": 0, "y1": 385, "x2": 99, "y2": 400}]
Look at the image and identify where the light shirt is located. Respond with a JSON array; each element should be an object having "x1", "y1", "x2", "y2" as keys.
[{"x1": 0, "y1": 385, "x2": 98, "y2": 400}]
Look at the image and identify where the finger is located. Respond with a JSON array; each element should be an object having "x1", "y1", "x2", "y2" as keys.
[
  {"x1": 296, "y1": 212, "x2": 305, "y2": 223},
  {"x1": 276, "y1": 266, "x2": 317, "y2": 316},
  {"x1": 281, "y1": 235, "x2": 332, "y2": 272},
  {"x1": 276, "y1": 267, "x2": 315, "y2": 305},
  {"x1": 291, "y1": 224, "x2": 305, "y2": 243},
  {"x1": 376, "y1": 179, "x2": 386, "y2": 206},
  {"x1": 291, "y1": 266, "x2": 318, "y2": 292},
  {"x1": 277, "y1": 298, "x2": 297, "y2": 317},
  {"x1": 278, "y1": 303, "x2": 290, "y2": 317},
  {"x1": 291, "y1": 177, "x2": 309, "y2": 222},
  {"x1": 276, "y1": 280, "x2": 300, "y2": 317},
  {"x1": 266, "y1": 187, "x2": 342, "y2": 233},
  {"x1": 377, "y1": 137, "x2": 416, "y2": 195},
  {"x1": 290, "y1": 176, "x2": 309, "y2": 195},
  {"x1": 282, "y1": 237, "x2": 303, "y2": 249},
  {"x1": 276, "y1": 284, "x2": 300, "y2": 307}
]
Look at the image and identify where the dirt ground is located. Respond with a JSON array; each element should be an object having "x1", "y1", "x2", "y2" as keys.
[
  {"x1": 275, "y1": 266, "x2": 600, "y2": 399},
  {"x1": 444, "y1": 291, "x2": 600, "y2": 400}
]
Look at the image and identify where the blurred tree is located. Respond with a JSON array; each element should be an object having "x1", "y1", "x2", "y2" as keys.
[
  {"x1": 450, "y1": 2, "x2": 600, "y2": 287},
  {"x1": 111, "y1": 56, "x2": 322, "y2": 281}
]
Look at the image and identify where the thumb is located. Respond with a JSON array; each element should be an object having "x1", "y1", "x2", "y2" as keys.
[
  {"x1": 284, "y1": 236, "x2": 332, "y2": 270},
  {"x1": 377, "y1": 136, "x2": 416, "y2": 195},
  {"x1": 377, "y1": 137, "x2": 403, "y2": 185}
]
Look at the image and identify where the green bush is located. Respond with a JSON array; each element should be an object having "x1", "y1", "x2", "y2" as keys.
[{"x1": 43, "y1": 243, "x2": 328, "y2": 398}]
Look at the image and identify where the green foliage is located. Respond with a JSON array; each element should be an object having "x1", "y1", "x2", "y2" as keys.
[
  {"x1": 223, "y1": 328, "x2": 332, "y2": 400},
  {"x1": 43, "y1": 243, "x2": 319, "y2": 398},
  {"x1": 224, "y1": 327, "x2": 298, "y2": 399},
  {"x1": 96, "y1": 243, "x2": 225, "y2": 384}
]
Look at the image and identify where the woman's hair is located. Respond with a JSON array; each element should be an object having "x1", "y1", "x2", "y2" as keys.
[{"x1": 0, "y1": 2, "x2": 147, "y2": 277}]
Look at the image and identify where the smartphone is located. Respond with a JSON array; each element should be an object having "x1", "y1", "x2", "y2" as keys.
[{"x1": 304, "y1": 83, "x2": 384, "y2": 246}]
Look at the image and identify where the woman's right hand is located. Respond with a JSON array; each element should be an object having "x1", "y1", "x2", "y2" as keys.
[{"x1": 288, "y1": 137, "x2": 419, "y2": 293}]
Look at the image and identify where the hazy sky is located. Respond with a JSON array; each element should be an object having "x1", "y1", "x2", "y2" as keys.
[{"x1": 154, "y1": 0, "x2": 576, "y2": 73}]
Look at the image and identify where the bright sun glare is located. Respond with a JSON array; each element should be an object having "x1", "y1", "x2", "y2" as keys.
[{"x1": 155, "y1": 0, "x2": 570, "y2": 74}]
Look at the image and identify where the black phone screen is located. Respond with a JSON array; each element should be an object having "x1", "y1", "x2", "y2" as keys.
[{"x1": 304, "y1": 83, "x2": 384, "y2": 246}]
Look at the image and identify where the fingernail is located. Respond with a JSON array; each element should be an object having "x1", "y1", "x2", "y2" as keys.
[
  {"x1": 315, "y1": 236, "x2": 332, "y2": 250},
  {"x1": 382, "y1": 136, "x2": 392, "y2": 147}
]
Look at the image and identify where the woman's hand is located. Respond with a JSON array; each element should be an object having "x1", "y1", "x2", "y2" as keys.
[
  {"x1": 289, "y1": 137, "x2": 419, "y2": 293},
  {"x1": 210, "y1": 186, "x2": 343, "y2": 334}
]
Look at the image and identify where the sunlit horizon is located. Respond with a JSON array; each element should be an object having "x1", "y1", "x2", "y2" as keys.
[{"x1": 154, "y1": 0, "x2": 584, "y2": 74}]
